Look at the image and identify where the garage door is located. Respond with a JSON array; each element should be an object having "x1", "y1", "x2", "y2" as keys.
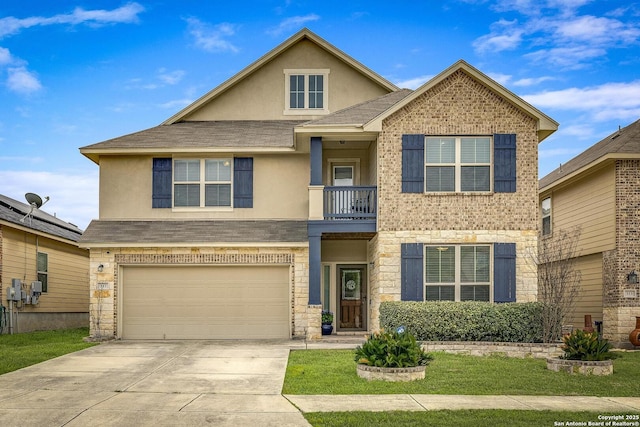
[{"x1": 121, "y1": 265, "x2": 290, "y2": 339}]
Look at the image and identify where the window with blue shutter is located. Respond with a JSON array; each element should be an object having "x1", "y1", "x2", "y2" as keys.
[
  {"x1": 494, "y1": 134, "x2": 516, "y2": 193},
  {"x1": 152, "y1": 158, "x2": 172, "y2": 208},
  {"x1": 401, "y1": 135, "x2": 425, "y2": 193},
  {"x1": 494, "y1": 243, "x2": 516, "y2": 302},
  {"x1": 401, "y1": 243, "x2": 424, "y2": 301},
  {"x1": 233, "y1": 157, "x2": 253, "y2": 208}
]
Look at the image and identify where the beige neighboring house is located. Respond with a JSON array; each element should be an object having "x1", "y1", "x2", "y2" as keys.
[
  {"x1": 0, "y1": 194, "x2": 88, "y2": 333},
  {"x1": 79, "y1": 28, "x2": 557, "y2": 341},
  {"x1": 539, "y1": 118, "x2": 640, "y2": 347}
]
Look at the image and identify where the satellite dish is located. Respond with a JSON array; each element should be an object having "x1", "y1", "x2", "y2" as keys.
[
  {"x1": 20, "y1": 192, "x2": 50, "y2": 223},
  {"x1": 25, "y1": 192, "x2": 44, "y2": 208}
]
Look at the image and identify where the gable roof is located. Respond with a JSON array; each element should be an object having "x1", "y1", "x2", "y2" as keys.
[
  {"x1": 79, "y1": 120, "x2": 304, "y2": 164},
  {"x1": 0, "y1": 194, "x2": 83, "y2": 242},
  {"x1": 539, "y1": 118, "x2": 640, "y2": 190},
  {"x1": 163, "y1": 28, "x2": 399, "y2": 125},
  {"x1": 364, "y1": 60, "x2": 558, "y2": 142}
]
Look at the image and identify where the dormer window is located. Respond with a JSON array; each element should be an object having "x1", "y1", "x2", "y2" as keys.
[{"x1": 284, "y1": 69, "x2": 329, "y2": 115}]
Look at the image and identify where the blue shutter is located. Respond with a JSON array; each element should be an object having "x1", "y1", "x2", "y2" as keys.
[
  {"x1": 494, "y1": 243, "x2": 516, "y2": 303},
  {"x1": 233, "y1": 157, "x2": 253, "y2": 208},
  {"x1": 402, "y1": 134, "x2": 425, "y2": 193},
  {"x1": 152, "y1": 158, "x2": 172, "y2": 208},
  {"x1": 494, "y1": 134, "x2": 516, "y2": 193},
  {"x1": 401, "y1": 243, "x2": 424, "y2": 301}
]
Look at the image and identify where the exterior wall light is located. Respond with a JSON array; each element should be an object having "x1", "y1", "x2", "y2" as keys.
[
  {"x1": 627, "y1": 270, "x2": 638, "y2": 284},
  {"x1": 97, "y1": 264, "x2": 104, "y2": 273}
]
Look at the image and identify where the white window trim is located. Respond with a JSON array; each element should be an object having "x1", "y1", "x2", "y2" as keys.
[
  {"x1": 424, "y1": 244, "x2": 493, "y2": 302},
  {"x1": 37, "y1": 251, "x2": 48, "y2": 293},
  {"x1": 283, "y1": 69, "x2": 330, "y2": 115},
  {"x1": 172, "y1": 158, "x2": 233, "y2": 210},
  {"x1": 425, "y1": 136, "x2": 493, "y2": 193}
]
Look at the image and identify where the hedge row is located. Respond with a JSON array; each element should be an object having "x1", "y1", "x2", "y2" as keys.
[{"x1": 379, "y1": 301, "x2": 544, "y2": 343}]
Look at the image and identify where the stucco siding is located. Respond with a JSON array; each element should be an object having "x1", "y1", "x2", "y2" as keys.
[
  {"x1": 99, "y1": 154, "x2": 310, "y2": 220},
  {"x1": 183, "y1": 39, "x2": 391, "y2": 121}
]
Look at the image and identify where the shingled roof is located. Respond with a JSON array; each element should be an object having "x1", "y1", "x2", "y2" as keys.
[
  {"x1": 79, "y1": 220, "x2": 308, "y2": 246},
  {"x1": 540, "y1": 118, "x2": 640, "y2": 189},
  {"x1": 80, "y1": 120, "x2": 306, "y2": 162},
  {"x1": 0, "y1": 194, "x2": 83, "y2": 242},
  {"x1": 301, "y1": 89, "x2": 413, "y2": 127}
]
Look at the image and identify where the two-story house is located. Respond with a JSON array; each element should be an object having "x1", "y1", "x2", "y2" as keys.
[
  {"x1": 539, "y1": 118, "x2": 640, "y2": 347},
  {"x1": 79, "y1": 29, "x2": 557, "y2": 340}
]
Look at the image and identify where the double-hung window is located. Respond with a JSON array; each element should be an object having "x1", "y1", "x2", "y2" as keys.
[
  {"x1": 173, "y1": 159, "x2": 232, "y2": 207},
  {"x1": 37, "y1": 252, "x2": 48, "y2": 292},
  {"x1": 541, "y1": 197, "x2": 552, "y2": 236},
  {"x1": 425, "y1": 137, "x2": 491, "y2": 192},
  {"x1": 284, "y1": 69, "x2": 329, "y2": 114},
  {"x1": 425, "y1": 245, "x2": 491, "y2": 301}
]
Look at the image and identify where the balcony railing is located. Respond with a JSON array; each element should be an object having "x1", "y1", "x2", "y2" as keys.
[{"x1": 323, "y1": 186, "x2": 377, "y2": 220}]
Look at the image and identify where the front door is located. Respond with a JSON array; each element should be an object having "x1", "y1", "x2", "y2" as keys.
[{"x1": 337, "y1": 265, "x2": 367, "y2": 331}]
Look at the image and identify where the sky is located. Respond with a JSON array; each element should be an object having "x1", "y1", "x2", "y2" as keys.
[{"x1": 0, "y1": 0, "x2": 638, "y2": 230}]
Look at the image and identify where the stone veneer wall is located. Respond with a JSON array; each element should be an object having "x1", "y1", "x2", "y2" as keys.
[
  {"x1": 88, "y1": 246, "x2": 309, "y2": 340},
  {"x1": 606, "y1": 160, "x2": 640, "y2": 346},
  {"x1": 367, "y1": 230, "x2": 538, "y2": 331}
]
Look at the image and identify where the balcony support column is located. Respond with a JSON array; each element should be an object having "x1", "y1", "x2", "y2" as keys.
[{"x1": 310, "y1": 137, "x2": 322, "y2": 186}]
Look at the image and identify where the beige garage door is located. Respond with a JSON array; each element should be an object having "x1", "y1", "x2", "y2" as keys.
[{"x1": 121, "y1": 265, "x2": 290, "y2": 339}]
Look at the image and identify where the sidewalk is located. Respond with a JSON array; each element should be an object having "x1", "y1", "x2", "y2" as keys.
[{"x1": 285, "y1": 394, "x2": 640, "y2": 413}]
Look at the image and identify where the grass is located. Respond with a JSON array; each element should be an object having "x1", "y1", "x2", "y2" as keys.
[
  {"x1": 283, "y1": 349, "x2": 640, "y2": 396},
  {"x1": 303, "y1": 410, "x2": 635, "y2": 427},
  {"x1": 0, "y1": 328, "x2": 97, "y2": 375}
]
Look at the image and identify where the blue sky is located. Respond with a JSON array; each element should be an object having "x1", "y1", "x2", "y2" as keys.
[{"x1": 0, "y1": 0, "x2": 638, "y2": 229}]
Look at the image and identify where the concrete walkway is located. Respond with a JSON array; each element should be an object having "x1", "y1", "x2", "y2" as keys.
[{"x1": 0, "y1": 339, "x2": 639, "y2": 427}]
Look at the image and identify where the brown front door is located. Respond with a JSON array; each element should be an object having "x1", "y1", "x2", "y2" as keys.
[{"x1": 337, "y1": 265, "x2": 367, "y2": 331}]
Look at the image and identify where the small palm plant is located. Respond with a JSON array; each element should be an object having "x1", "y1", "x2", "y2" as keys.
[
  {"x1": 355, "y1": 327, "x2": 432, "y2": 368},
  {"x1": 561, "y1": 329, "x2": 613, "y2": 361}
]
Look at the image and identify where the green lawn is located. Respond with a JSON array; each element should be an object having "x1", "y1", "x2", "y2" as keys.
[
  {"x1": 304, "y1": 410, "x2": 635, "y2": 427},
  {"x1": 0, "y1": 328, "x2": 97, "y2": 375},
  {"x1": 283, "y1": 349, "x2": 640, "y2": 396}
]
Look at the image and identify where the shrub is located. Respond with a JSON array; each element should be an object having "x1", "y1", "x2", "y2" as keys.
[
  {"x1": 354, "y1": 328, "x2": 433, "y2": 368},
  {"x1": 561, "y1": 329, "x2": 613, "y2": 361},
  {"x1": 379, "y1": 301, "x2": 544, "y2": 343}
]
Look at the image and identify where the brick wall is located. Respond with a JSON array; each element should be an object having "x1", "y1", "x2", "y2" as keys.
[
  {"x1": 605, "y1": 160, "x2": 640, "y2": 345},
  {"x1": 377, "y1": 69, "x2": 539, "y2": 232}
]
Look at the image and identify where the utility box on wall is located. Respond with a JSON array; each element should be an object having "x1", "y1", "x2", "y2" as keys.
[{"x1": 6, "y1": 279, "x2": 22, "y2": 302}]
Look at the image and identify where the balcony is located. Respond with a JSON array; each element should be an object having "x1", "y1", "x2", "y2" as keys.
[{"x1": 323, "y1": 186, "x2": 377, "y2": 220}]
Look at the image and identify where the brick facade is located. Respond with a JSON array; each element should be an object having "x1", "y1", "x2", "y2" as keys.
[
  {"x1": 603, "y1": 160, "x2": 640, "y2": 345},
  {"x1": 89, "y1": 246, "x2": 310, "y2": 339}
]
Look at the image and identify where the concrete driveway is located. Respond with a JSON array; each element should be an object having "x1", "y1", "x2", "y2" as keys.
[{"x1": 0, "y1": 340, "x2": 310, "y2": 427}]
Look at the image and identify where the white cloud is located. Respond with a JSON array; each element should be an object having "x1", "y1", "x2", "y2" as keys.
[
  {"x1": 159, "y1": 99, "x2": 193, "y2": 109},
  {"x1": 158, "y1": 68, "x2": 185, "y2": 85},
  {"x1": 266, "y1": 14, "x2": 320, "y2": 36},
  {"x1": 185, "y1": 19, "x2": 239, "y2": 53},
  {"x1": 525, "y1": 46, "x2": 606, "y2": 70},
  {"x1": 0, "y1": 46, "x2": 12, "y2": 64},
  {"x1": 0, "y1": 169, "x2": 99, "y2": 230},
  {"x1": 0, "y1": 3, "x2": 145, "y2": 38},
  {"x1": 487, "y1": 72, "x2": 511, "y2": 85},
  {"x1": 523, "y1": 81, "x2": 640, "y2": 121},
  {"x1": 394, "y1": 75, "x2": 433, "y2": 89},
  {"x1": 473, "y1": 19, "x2": 524, "y2": 53},
  {"x1": 6, "y1": 66, "x2": 42, "y2": 93},
  {"x1": 512, "y1": 76, "x2": 555, "y2": 86},
  {"x1": 539, "y1": 147, "x2": 584, "y2": 159}
]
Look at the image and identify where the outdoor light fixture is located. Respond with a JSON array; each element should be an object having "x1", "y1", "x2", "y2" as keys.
[
  {"x1": 627, "y1": 270, "x2": 638, "y2": 284},
  {"x1": 97, "y1": 264, "x2": 104, "y2": 273}
]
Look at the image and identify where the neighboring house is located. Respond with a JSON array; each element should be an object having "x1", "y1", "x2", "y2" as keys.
[
  {"x1": 79, "y1": 29, "x2": 557, "y2": 340},
  {"x1": 0, "y1": 194, "x2": 88, "y2": 333},
  {"x1": 539, "y1": 118, "x2": 640, "y2": 347}
]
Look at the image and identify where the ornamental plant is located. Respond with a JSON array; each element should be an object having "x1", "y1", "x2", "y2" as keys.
[
  {"x1": 321, "y1": 310, "x2": 334, "y2": 325},
  {"x1": 354, "y1": 328, "x2": 433, "y2": 368},
  {"x1": 561, "y1": 329, "x2": 613, "y2": 361}
]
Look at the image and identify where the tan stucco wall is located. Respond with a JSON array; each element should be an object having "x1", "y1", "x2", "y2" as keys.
[
  {"x1": 88, "y1": 246, "x2": 309, "y2": 339},
  {"x1": 1, "y1": 226, "x2": 89, "y2": 314},
  {"x1": 183, "y1": 39, "x2": 391, "y2": 121},
  {"x1": 99, "y1": 154, "x2": 309, "y2": 220}
]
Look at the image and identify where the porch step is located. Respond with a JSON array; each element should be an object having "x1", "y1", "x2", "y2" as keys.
[{"x1": 320, "y1": 333, "x2": 367, "y2": 345}]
